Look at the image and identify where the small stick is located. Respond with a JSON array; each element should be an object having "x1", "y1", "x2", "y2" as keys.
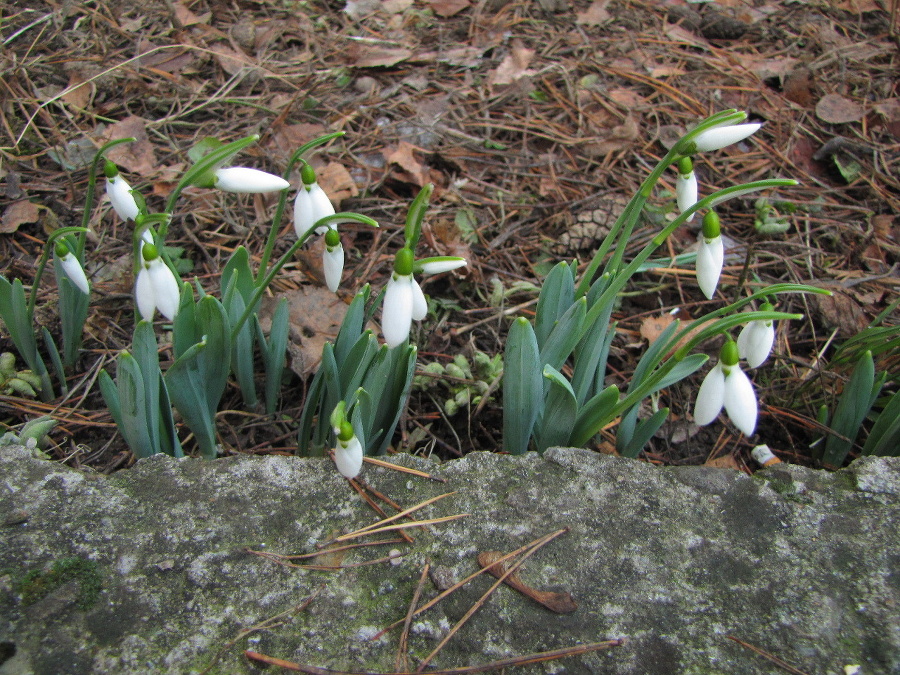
[
  {"x1": 245, "y1": 639, "x2": 625, "y2": 674},
  {"x1": 332, "y1": 514, "x2": 469, "y2": 543},
  {"x1": 246, "y1": 539, "x2": 406, "y2": 561},
  {"x1": 363, "y1": 456, "x2": 447, "y2": 482},
  {"x1": 318, "y1": 493, "x2": 457, "y2": 546},
  {"x1": 726, "y1": 636, "x2": 811, "y2": 675},
  {"x1": 372, "y1": 527, "x2": 570, "y2": 641},
  {"x1": 350, "y1": 479, "x2": 414, "y2": 544},
  {"x1": 396, "y1": 563, "x2": 431, "y2": 672},
  {"x1": 417, "y1": 529, "x2": 569, "y2": 672},
  {"x1": 200, "y1": 586, "x2": 321, "y2": 674}
]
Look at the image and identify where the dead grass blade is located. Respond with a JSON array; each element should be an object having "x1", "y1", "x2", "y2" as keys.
[
  {"x1": 245, "y1": 639, "x2": 625, "y2": 674},
  {"x1": 726, "y1": 636, "x2": 811, "y2": 675},
  {"x1": 201, "y1": 585, "x2": 322, "y2": 674},
  {"x1": 319, "y1": 492, "x2": 457, "y2": 545},
  {"x1": 363, "y1": 456, "x2": 447, "y2": 482},
  {"x1": 396, "y1": 563, "x2": 431, "y2": 672},
  {"x1": 416, "y1": 528, "x2": 570, "y2": 672}
]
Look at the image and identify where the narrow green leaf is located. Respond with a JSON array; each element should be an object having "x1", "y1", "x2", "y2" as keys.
[
  {"x1": 41, "y1": 328, "x2": 66, "y2": 396},
  {"x1": 619, "y1": 407, "x2": 670, "y2": 459},
  {"x1": 195, "y1": 295, "x2": 232, "y2": 416},
  {"x1": 503, "y1": 317, "x2": 543, "y2": 454},
  {"x1": 297, "y1": 367, "x2": 326, "y2": 457},
  {"x1": 165, "y1": 340, "x2": 219, "y2": 459},
  {"x1": 534, "y1": 262, "x2": 575, "y2": 348},
  {"x1": 260, "y1": 300, "x2": 290, "y2": 415},
  {"x1": 117, "y1": 352, "x2": 155, "y2": 459},
  {"x1": 862, "y1": 390, "x2": 900, "y2": 457},
  {"x1": 373, "y1": 345, "x2": 416, "y2": 456},
  {"x1": 132, "y1": 321, "x2": 162, "y2": 456},
  {"x1": 822, "y1": 351, "x2": 878, "y2": 467},
  {"x1": 334, "y1": 286, "x2": 369, "y2": 364},
  {"x1": 534, "y1": 365, "x2": 576, "y2": 454},
  {"x1": 98, "y1": 370, "x2": 122, "y2": 428},
  {"x1": 571, "y1": 384, "x2": 620, "y2": 448},
  {"x1": 539, "y1": 296, "x2": 586, "y2": 371},
  {"x1": 224, "y1": 285, "x2": 257, "y2": 406}
]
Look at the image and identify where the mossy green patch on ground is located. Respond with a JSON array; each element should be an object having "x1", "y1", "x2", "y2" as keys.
[{"x1": 17, "y1": 556, "x2": 103, "y2": 610}]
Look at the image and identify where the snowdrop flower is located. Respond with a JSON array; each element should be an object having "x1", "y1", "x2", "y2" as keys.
[
  {"x1": 104, "y1": 161, "x2": 141, "y2": 221},
  {"x1": 691, "y1": 121, "x2": 762, "y2": 153},
  {"x1": 55, "y1": 243, "x2": 90, "y2": 294},
  {"x1": 675, "y1": 157, "x2": 698, "y2": 222},
  {"x1": 696, "y1": 210, "x2": 724, "y2": 300},
  {"x1": 135, "y1": 242, "x2": 180, "y2": 322},
  {"x1": 323, "y1": 228, "x2": 344, "y2": 293},
  {"x1": 694, "y1": 339, "x2": 758, "y2": 436},
  {"x1": 213, "y1": 167, "x2": 290, "y2": 193},
  {"x1": 737, "y1": 302, "x2": 776, "y2": 368},
  {"x1": 381, "y1": 249, "x2": 467, "y2": 348},
  {"x1": 331, "y1": 402, "x2": 363, "y2": 479},
  {"x1": 293, "y1": 163, "x2": 335, "y2": 237}
]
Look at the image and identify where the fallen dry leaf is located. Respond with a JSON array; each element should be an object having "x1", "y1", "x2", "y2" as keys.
[
  {"x1": 385, "y1": 141, "x2": 428, "y2": 187},
  {"x1": 487, "y1": 40, "x2": 535, "y2": 87},
  {"x1": 350, "y1": 45, "x2": 413, "y2": 68},
  {"x1": 173, "y1": 1, "x2": 210, "y2": 26},
  {"x1": 576, "y1": 0, "x2": 611, "y2": 25},
  {"x1": 1, "y1": 200, "x2": 41, "y2": 234},
  {"x1": 478, "y1": 551, "x2": 578, "y2": 614},
  {"x1": 317, "y1": 162, "x2": 359, "y2": 204},
  {"x1": 102, "y1": 116, "x2": 158, "y2": 175},
  {"x1": 812, "y1": 286, "x2": 869, "y2": 335},
  {"x1": 640, "y1": 313, "x2": 676, "y2": 345},
  {"x1": 60, "y1": 71, "x2": 93, "y2": 109},
  {"x1": 705, "y1": 454, "x2": 742, "y2": 471},
  {"x1": 424, "y1": 0, "x2": 470, "y2": 17},
  {"x1": 209, "y1": 43, "x2": 255, "y2": 76},
  {"x1": 783, "y1": 67, "x2": 815, "y2": 107},
  {"x1": 260, "y1": 287, "x2": 348, "y2": 378},
  {"x1": 815, "y1": 93, "x2": 865, "y2": 124}
]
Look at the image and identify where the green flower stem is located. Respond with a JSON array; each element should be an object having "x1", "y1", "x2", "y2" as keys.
[
  {"x1": 230, "y1": 212, "x2": 377, "y2": 340},
  {"x1": 160, "y1": 135, "x2": 261, "y2": 234},
  {"x1": 26, "y1": 227, "x2": 89, "y2": 318},
  {"x1": 82, "y1": 138, "x2": 135, "y2": 256},
  {"x1": 575, "y1": 110, "x2": 747, "y2": 298},
  {"x1": 576, "y1": 179, "x2": 797, "y2": 345},
  {"x1": 257, "y1": 132, "x2": 345, "y2": 282},
  {"x1": 670, "y1": 283, "x2": 831, "y2": 361}
]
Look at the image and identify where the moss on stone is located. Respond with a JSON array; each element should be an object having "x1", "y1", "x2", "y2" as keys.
[{"x1": 18, "y1": 556, "x2": 103, "y2": 610}]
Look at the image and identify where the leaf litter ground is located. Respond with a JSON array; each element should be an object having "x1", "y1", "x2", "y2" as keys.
[{"x1": 1, "y1": 0, "x2": 898, "y2": 474}]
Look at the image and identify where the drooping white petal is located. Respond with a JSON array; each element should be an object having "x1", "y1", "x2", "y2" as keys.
[
  {"x1": 693, "y1": 123, "x2": 762, "y2": 152},
  {"x1": 723, "y1": 366, "x2": 758, "y2": 436},
  {"x1": 308, "y1": 184, "x2": 336, "y2": 234},
  {"x1": 411, "y1": 278, "x2": 428, "y2": 321},
  {"x1": 382, "y1": 275, "x2": 414, "y2": 348},
  {"x1": 737, "y1": 320, "x2": 775, "y2": 368},
  {"x1": 59, "y1": 252, "x2": 90, "y2": 294},
  {"x1": 135, "y1": 268, "x2": 156, "y2": 322},
  {"x1": 293, "y1": 184, "x2": 336, "y2": 237},
  {"x1": 420, "y1": 258, "x2": 468, "y2": 275},
  {"x1": 106, "y1": 175, "x2": 140, "y2": 221},
  {"x1": 676, "y1": 171, "x2": 698, "y2": 222},
  {"x1": 696, "y1": 235, "x2": 724, "y2": 300},
  {"x1": 694, "y1": 362, "x2": 725, "y2": 426},
  {"x1": 214, "y1": 167, "x2": 290, "y2": 193},
  {"x1": 323, "y1": 243, "x2": 344, "y2": 293},
  {"x1": 334, "y1": 435, "x2": 363, "y2": 479},
  {"x1": 147, "y1": 258, "x2": 181, "y2": 320}
]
